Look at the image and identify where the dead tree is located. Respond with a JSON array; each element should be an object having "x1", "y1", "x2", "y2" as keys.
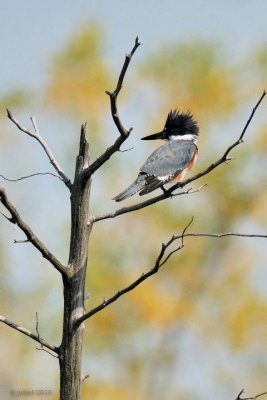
[{"x1": 0, "y1": 38, "x2": 266, "y2": 400}]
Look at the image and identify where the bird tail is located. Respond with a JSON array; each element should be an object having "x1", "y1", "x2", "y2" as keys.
[
  {"x1": 113, "y1": 175, "x2": 146, "y2": 202},
  {"x1": 139, "y1": 176, "x2": 163, "y2": 196}
]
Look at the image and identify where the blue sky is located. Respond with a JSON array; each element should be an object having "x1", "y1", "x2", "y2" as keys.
[{"x1": 1, "y1": 1, "x2": 267, "y2": 94}]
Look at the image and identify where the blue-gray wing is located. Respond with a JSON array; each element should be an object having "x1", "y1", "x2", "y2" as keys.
[{"x1": 140, "y1": 141, "x2": 197, "y2": 177}]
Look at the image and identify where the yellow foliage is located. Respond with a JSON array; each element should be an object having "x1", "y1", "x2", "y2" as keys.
[
  {"x1": 253, "y1": 123, "x2": 267, "y2": 152},
  {"x1": 255, "y1": 45, "x2": 267, "y2": 82},
  {"x1": 251, "y1": 191, "x2": 267, "y2": 225},
  {"x1": 46, "y1": 23, "x2": 112, "y2": 123},
  {"x1": 140, "y1": 42, "x2": 238, "y2": 127},
  {"x1": 83, "y1": 381, "x2": 147, "y2": 400},
  {"x1": 128, "y1": 281, "x2": 192, "y2": 328}
]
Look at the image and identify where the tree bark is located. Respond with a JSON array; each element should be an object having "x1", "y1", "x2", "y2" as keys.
[{"x1": 59, "y1": 125, "x2": 92, "y2": 400}]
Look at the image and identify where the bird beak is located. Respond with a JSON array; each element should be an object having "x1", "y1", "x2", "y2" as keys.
[{"x1": 141, "y1": 130, "x2": 166, "y2": 140}]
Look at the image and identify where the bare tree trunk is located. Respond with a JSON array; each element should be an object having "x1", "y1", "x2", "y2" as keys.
[{"x1": 59, "y1": 125, "x2": 92, "y2": 400}]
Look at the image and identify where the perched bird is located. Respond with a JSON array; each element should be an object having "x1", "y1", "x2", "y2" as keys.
[{"x1": 113, "y1": 110, "x2": 199, "y2": 202}]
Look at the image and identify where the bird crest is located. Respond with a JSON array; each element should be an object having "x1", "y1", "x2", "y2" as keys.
[{"x1": 165, "y1": 110, "x2": 199, "y2": 136}]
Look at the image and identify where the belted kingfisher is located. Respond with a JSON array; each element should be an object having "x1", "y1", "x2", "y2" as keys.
[{"x1": 113, "y1": 110, "x2": 199, "y2": 202}]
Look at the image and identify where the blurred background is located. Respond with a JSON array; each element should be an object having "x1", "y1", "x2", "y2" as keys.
[{"x1": 0, "y1": 1, "x2": 267, "y2": 399}]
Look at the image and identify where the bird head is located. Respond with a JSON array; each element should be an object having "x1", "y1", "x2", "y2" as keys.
[{"x1": 141, "y1": 110, "x2": 199, "y2": 142}]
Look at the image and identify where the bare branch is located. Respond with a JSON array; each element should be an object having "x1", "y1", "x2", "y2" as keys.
[
  {"x1": 0, "y1": 313, "x2": 58, "y2": 355},
  {"x1": 236, "y1": 390, "x2": 246, "y2": 400},
  {"x1": 235, "y1": 389, "x2": 267, "y2": 400},
  {"x1": 0, "y1": 186, "x2": 69, "y2": 276},
  {"x1": 106, "y1": 36, "x2": 141, "y2": 137},
  {"x1": 0, "y1": 172, "x2": 62, "y2": 182},
  {"x1": 6, "y1": 109, "x2": 72, "y2": 189},
  {"x1": 77, "y1": 223, "x2": 267, "y2": 326},
  {"x1": 254, "y1": 393, "x2": 267, "y2": 400},
  {"x1": 83, "y1": 37, "x2": 141, "y2": 180},
  {"x1": 92, "y1": 185, "x2": 204, "y2": 223},
  {"x1": 175, "y1": 232, "x2": 267, "y2": 240},
  {"x1": 93, "y1": 90, "x2": 266, "y2": 222},
  {"x1": 76, "y1": 218, "x2": 192, "y2": 326}
]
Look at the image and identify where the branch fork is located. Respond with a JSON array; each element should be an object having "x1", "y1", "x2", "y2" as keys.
[
  {"x1": 235, "y1": 389, "x2": 267, "y2": 400},
  {"x1": 76, "y1": 217, "x2": 193, "y2": 326},
  {"x1": 0, "y1": 186, "x2": 68, "y2": 276},
  {"x1": 82, "y1": 37, "x2": 140, "y2": 179},
  {"x1": 0, "y1": 313, "x2": 58, "y2": 356},
  {"x1": 6, "y1": 108, "x2": 71, "y2": 189}
]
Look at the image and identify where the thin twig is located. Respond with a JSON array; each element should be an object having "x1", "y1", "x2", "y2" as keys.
[
  {"x1": 35, "y1": 346, "x2": 58, "y2": 358},
  {"x1": 0, "y1": 186, "x2": 69, "y2": 276},
  {"x1": 172, "y1": 184, "x2": 207, "y2": 197},
  {"x1": 0, "y1": 210, "x2": 11, "y2": 221},
  {"x1": 236, "y1": 390, "x2": 246, "y2": 400},
  {"x1": 0, "y1": 313, "x2": 58, "y2": 355},
  {"x1": 76, "y1": 223, "x2": 267, "y2": 326},
  {"x1": 76, "y1": 218, "x2": 192, "y2": 326},
  {"x1": 254, "y1": 393, "x2": 267, "y2": 400},
  {"x1": 118, "y1": 146, "x2": 134, "y2": 153},
  {"x1": 6, "y1": 109, "x2": 72, "y2": 189},
  {"x1": 14, "y1": 239, "x2": 29, "y2": 244},
  {"x1": 0, "y1": 172, "x2": 62, "y2": 182},
  {"x1": 36, "y1": 311, "x2": 40, "y2": 338},
  {"x1": 30, "y1": 116, "x2": 38, "y2": 133},
  {"x1": 92, "y1": 185, "x2": 205, "y2": 223},
  {"x1": 106, "y1": 36, "x2": 141, "y2": 137},
  {"x1": 174, "y1": 232, "x2": 267, "y2": 240},
  {"x1": 82, "y1": 374, "x2": 90, "y2": 383},
  {"x1": 251, "y1": 392, "x2": 267, "y2": 400},
  {"x1": 35, "y1": 312, "x2": 58, "y2": 358},
  {"x1": 235, "y1": 389, "x2": 267, "y2": 400},
  {"x1": 83, "y1": 37, "x2": 141, "y2": 180}
]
